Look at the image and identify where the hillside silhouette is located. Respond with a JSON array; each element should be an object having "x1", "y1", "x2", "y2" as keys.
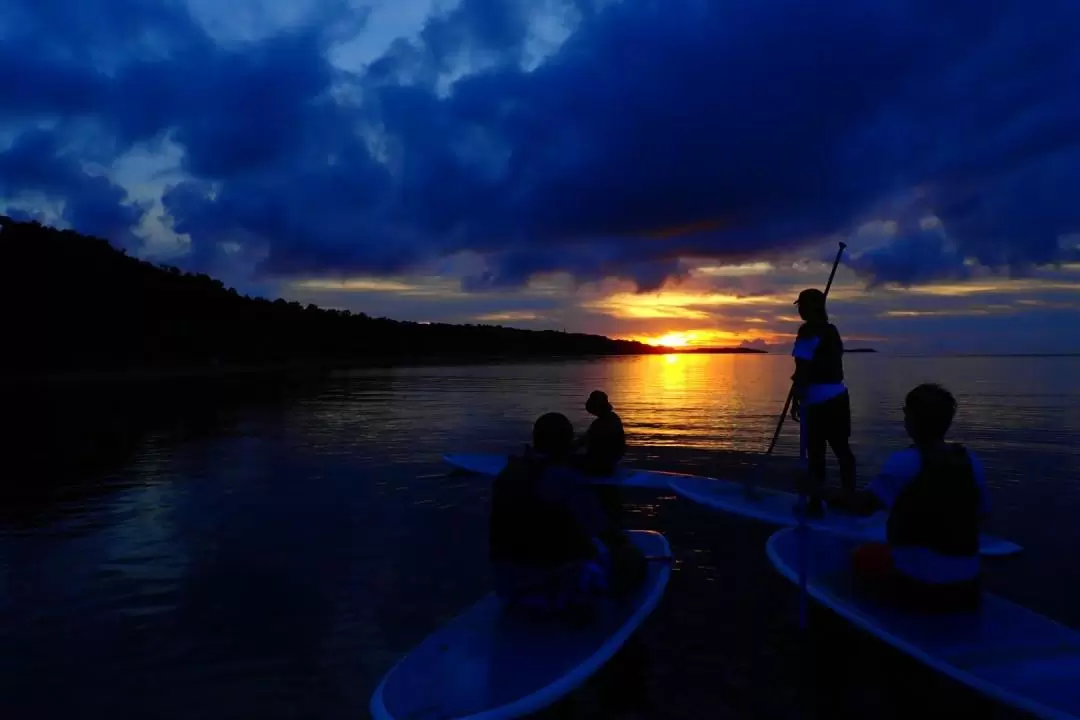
[{"x1": 0, "y1": 216, "x2": 662, "y2": 375}]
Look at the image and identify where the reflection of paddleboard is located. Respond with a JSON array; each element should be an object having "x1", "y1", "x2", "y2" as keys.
[
  {"x1": 370, "y1": 530, "x2": 672, "y2": 720},
  {"x1": 766, "y1": 527, "x2": 1080, "y2": 720},
  {"x1": 668, "y1": 477, "x2": 1022, "y2": 557},
  {"x1": 443, "y1": 453, "x2": 677, "y2": 490}
]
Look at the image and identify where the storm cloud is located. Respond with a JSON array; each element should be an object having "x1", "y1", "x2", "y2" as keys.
[{"x1": 2, "y1": 0, "x2": 1080, "y2": 289}]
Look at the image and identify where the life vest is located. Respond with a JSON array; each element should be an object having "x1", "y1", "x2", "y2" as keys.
[
  {"x1": 886, "y1": 443, "x2": 980, "y2": 557},
  {"x1": 796, "y1": 322, "x2": 844, "y2": 384},
  {"x1": 489, "y1": 454, "x2": 595, "y2": 569}
]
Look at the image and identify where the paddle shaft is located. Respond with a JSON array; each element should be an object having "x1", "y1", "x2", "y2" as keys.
[{"x1": 765, "y1": 241, "x2": 847, "y2": 456}]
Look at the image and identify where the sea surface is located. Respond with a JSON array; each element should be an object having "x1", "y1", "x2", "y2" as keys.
[{"x1": 2, "y1": 354, "x2": 1079, "y2": 719}]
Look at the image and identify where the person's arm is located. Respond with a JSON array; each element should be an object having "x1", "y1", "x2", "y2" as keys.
[
  {"x1": 790, "y1": 325, "x2": 817, "y2": 419},
  {"x1": 830, "y1": 450, "x2": 913, "y2": 516},
  {"x1": 791, "y1": 363, "x2": 810, "y2": 420}
]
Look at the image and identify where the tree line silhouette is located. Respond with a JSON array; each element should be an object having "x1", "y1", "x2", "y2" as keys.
[{"x1": 0, "y1": 216, "x2": 663, "y2": 374}]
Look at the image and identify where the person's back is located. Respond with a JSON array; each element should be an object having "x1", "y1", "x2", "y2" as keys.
[
  {"x1": 585, "y1": 409, "x2": 626, "y2": 474},
  {"x1": 489, "y1": 413, "x2": 615, "y2": 616},
  {"x1": 575, "y1": 391, "x2": 625, "y2": 474},
  {"x1": 489, "y1": 455, "x2": 599, "y2": 571}
]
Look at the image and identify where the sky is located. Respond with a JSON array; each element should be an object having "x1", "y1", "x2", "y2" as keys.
[{"x1": 2, "y1": 0, "x2": 1080, "y2": 353}]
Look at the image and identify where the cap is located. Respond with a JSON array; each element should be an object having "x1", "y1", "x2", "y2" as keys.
[{"x1": 794, "y1": 288, "x2": 826, "y2": 306}]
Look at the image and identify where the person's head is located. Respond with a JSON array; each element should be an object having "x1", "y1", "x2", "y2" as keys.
[
  {"x1": 794, "y1": 288, "x2": 828, "y2": 322},
  {"x1": 533, "y1": 412, "x2": 575, "y2": 458},
  {"x1": 903, "y1": 383, "x2": 957, "y2": 444},
  {"x1": 585, "y1": 390, "x2": 612, "y2": 416}
]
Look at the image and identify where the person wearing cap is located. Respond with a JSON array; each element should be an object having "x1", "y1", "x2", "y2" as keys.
[{"x1": 791, "y1": 287, "x2": 857, "y2": 516}]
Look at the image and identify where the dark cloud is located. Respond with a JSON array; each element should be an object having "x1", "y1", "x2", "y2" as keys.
[
  {"x1": 461, "y1": 240, "x2": 687, "y2": 292},
  {"x1": 0, "y1": 130, "x2": 142, "y2": 243},
  {"x1": 2, "y1": 0, "x2": 1080, "y2": 290},
  {"x1": 845, "y1": 230, "x2": 970, "y2": 288}
]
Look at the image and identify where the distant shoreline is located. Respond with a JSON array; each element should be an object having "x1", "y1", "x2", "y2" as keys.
[
  {"x1": 0, "y1": 348, "x2": 787, "y2": 387},
  {"x1": 0, "y1": 352, "x2": 672, "y2": 387},
  {"x1": 668, "y1": 347, "x2": 768, "y2": 355},
  {"x1": 6, "y1": 349, "x2": 1077, "y2": 388}
]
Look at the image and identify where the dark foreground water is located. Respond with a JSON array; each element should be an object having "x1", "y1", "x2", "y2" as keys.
[{"x1": 2, "y1": 354, "x2": 1079, "y2": 719}]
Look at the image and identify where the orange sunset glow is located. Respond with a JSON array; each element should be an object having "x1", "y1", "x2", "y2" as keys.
[
  {"x1": 643, "y1": 331, "x2": 696, "y2": 348},
  {"x1": 629, "y1": 328, "x2": 780, "y2": 349}
]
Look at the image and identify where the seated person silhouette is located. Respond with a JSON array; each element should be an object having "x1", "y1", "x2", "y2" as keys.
[
  {"x1": 573, "y1": 390, "x2": 626, "y2": 477},
  {"x1": 823, "y1": 384, "x2": 987, "y2": 612},
  {"x1": 572, "y1": 390, "x2": 629, "y2": 528},
  {"x1": 490, "y1": 412, "x2": 644, "y2": 620}
]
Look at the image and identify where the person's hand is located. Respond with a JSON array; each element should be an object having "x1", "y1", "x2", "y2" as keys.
[{"x1": 790, "y1": 400, "x2": 801, "y2": 422}]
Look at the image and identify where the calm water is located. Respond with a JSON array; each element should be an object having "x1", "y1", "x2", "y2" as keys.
[{"x1": 2, "y1": 354, "x2": 1080, "y2": 719}]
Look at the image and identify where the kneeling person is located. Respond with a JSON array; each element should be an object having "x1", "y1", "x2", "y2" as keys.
[
  {"x1": 489, "y1": 412, "x2": 644, "y2": 619},
  {"x1": 824, "y1": 383, "x2": 987, "y2": 612}
]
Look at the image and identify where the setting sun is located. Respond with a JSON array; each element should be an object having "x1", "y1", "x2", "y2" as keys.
[
  {"x1": 647, "y1": 332, "x2": 694, "y2": 348},
  {"x1": 627, "y1": 327, "x2": 781, "y2": 349}
]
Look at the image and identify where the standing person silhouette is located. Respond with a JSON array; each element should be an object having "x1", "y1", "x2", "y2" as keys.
[{"x1": 790, "y1": 288, "x2": 856, "y2": 517}]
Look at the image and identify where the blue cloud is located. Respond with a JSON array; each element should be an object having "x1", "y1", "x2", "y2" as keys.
[
  {"x1": 846, "y1": 230, "x2": 970, "y2": 288},
  {"x1": 0, "y1": 130, "x2": 142, "y2": 243},
  {"x1": 2, "y1": 0, "x2": 1080, "y2": 289}
]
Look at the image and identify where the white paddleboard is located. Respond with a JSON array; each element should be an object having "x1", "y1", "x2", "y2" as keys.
[
  {"x1": 443, "y1": 453, "x2": 677, "y2": 490},
  {"x1": 766, "y1": 527, "x2": 1080, "y2": 720},
  {"x1": 668, "y1": 476, "x2": 1022, "y2": 557},
  {"x1": 371, "y1": 530, "x2": 672, "y2": 720}
]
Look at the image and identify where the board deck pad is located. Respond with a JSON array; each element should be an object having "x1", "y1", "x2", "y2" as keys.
[
  {"x1": 668, "y1": 476, "x2": 1022, "y2": 557},
  {"x1": 371, "y1": 530, "x2": 672, "y2": 720},
  {"x1": 767, "y1": 528, "x2": 1080, "y2": 720},
  {"x1": 443, "y1": 453, "x2": 679, "y2": 490}
]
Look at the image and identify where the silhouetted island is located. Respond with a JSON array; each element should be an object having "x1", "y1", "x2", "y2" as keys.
[
  {"x1": 0, "y1": 216, "x2": 668, "y2": 377},
  {"x1": 844, "y1": 348, "x2": 878, "y2": 353},
  {"x1": 673, "y1": 347, "x2": 768, "y2": 355}
]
